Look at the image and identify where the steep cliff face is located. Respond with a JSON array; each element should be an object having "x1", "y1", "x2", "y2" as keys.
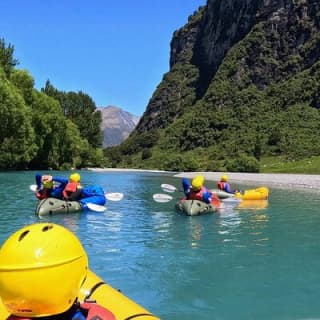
[
  {"x1": 135, "y1": 0, "x2": 320, "y2": 133},
  {"x1": 135, "y1": 7, "x2": 204, "y2": 133},
  {"x1": 226, "y1": 0, "x2": 320, "y2": 89},
  {"x1": 193, "y1": 0, "x2": 263, "y2": 94},
  {"x1": 117, "y1": 0, "x2": 320, "y2": 171}
]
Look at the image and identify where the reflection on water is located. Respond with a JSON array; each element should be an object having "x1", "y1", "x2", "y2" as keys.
[
  {"x1": 188, "y1": 218, "x2": 203, "y2": 248},
  {"x1": 0, "y1": 171, "x2": 320, "y2": 320},
  {"x1": 237, "y1": 199, "x2": 269, "y2": 210}
]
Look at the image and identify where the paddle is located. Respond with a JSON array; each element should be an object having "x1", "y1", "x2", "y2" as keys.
[
  {"x1": 29, "y1": 184, "x2": 38, "y2": 192},
  {"x1": 161, "y1": 184, "x2": 179, "y2": 193},
  {"x1": 105, "y1": 192, "x2": 124, "y2": 201},
  {"x1": 155, "y1": 183, "x2": 184, "y2": 203},
  {"x1": 29, "y1": 185, "x2": 124, "y2": 201},
  {"x1": 153, "y1": 193, "x2": 174, "y2": 203},
  {"x1": 86, "y1": 203, "x2": 107, "y2": 212}
]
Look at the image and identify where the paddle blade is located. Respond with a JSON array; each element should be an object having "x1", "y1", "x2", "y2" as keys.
[
  {"x1": 153, "y1": 193, "x2": 173, "y2": 203},
  {"x1": 161, "y1": 184, "x2": 177, "y2": 193},
  {"x1": 105, "y1": 192, "x2": 124, "y2": 201},
  {"x1": 29, "y1": 184, "x2": 37, "y2": 192},
  {"x1": 87, "y1": 203, "x2": 107, "y2": 212}
]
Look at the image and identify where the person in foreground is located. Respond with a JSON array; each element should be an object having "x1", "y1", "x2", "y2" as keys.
[
  {"x1": 0, "y1": 223, "x2": 116, "y2": 320},
  {"x1": 217, "y1": 174, "x2": 239, "y2": 194},
  {"x1": 182, "y1": 175, "x2": 220, "y2": 204}
]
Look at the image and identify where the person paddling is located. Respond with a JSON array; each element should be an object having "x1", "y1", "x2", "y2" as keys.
[
  {"x1": 217, "y1": 174, "x2": 239, "y2": 194},
  {"x1": 182, "y1": 175, "x2": 220, "y2": 205},
  {"x1": 62, "y1": 173, "x2": 83, "y2": 201}
]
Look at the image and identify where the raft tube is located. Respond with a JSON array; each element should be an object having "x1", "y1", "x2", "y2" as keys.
[
  {"x1": 211, "y1": 189, "x2": 234, "y2": 199},
  {"x1": 213, "y1": 187, "x2": 269, "y2": 201},
  {"x1": 0, "y1": 269, "x2": 159, "y2": 320},
  {"x1": 35, "y1": 198, "x2": 83, "y2": 216},
  {"x1": 35, "y1": 196, "x2": 107, "y2": 216},
  {"x1": 175, "y1": 199, "x2": 217, "y2": 216},
  {"x1": 235, "y1": 187, "x2": 269, "y2": 200}
]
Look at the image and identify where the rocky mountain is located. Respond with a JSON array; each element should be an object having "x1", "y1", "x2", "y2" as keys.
[
  {"x1": 106, "y1": 0, "x2": 320, "y2": 171},
  {"x1": 98, "y1": 106, "x2": 140, "y2": 147},
  {"x1": 136, "y1": 0, "x2": 320, "y2": 133}
]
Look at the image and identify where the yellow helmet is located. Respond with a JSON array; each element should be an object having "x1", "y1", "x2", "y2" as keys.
[
  {"x1": 70, "y1": 173, "x2": 81, "y2": 182},
  {"x1": 43, "y1": 181, "x2": 53, "y2": 188},
  {"x1": 0, "y1": 223, "x2": 88, "y2": 317},
  {"x1": 191, "y1": 175, "x2": 204, "y2": 190},
  {"x1": 221, "y1": 174, "x2": 228, "y2": 182},
  {"x1": 42, "y1": 175, "x2": 53, "y2": 188}
]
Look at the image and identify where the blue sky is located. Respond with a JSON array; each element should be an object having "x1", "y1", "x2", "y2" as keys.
[{"x1": 0, "y1": 0, "x2": 205, "y2": 116}]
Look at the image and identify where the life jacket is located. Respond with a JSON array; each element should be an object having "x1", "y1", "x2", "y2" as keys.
[
  {"x1": 187, "y1": 187, "x2": 221, "y2": 208},
  {"x1": 63, "y1": 182, "x2": 81, "y2": 199},
  {"x1": 188, "y1": 187, "x2": 206, "y2": 201},
  {"x1": 217, "y1": 181, "x2": 226, "y2": 191},
  {"x1": 6, "y1": 301, "x2": 116, "y2": 320}
]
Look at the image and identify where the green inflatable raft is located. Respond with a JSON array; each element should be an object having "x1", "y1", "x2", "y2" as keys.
[
  {"x1": 175, "y1": 199, "x2": 217, "y2": 216},
  {"x1": 35, "y1": 198, "x2": 83, "y2": 216}
]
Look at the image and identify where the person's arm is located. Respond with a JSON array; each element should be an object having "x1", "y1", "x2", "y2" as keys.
[
  {"x1": 52, "y1": 176, "x2": 68, "y2": 191},
  {"x1": 35, "y1": 174, "x2": 42, "y2": 189},
  {"x1": 62, "y1": 185, "x2": 69, "y2": 200},
  {"x1": 202, "y1": 188, "x2": 213, "y2": 204},
  {"x1": 224, "y1": 183, "x2": 235, "y2": 194},
  {"x1": 182, "y1": 178, "x2": 191, "y2": 196}
]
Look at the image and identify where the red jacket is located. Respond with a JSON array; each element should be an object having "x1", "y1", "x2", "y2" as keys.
[
  {"x1": 187, "y1": 187, "x2": 220, "y2": 208},
  {"x1": 188, "y1": 186, "x2": 206, "y2": 201}
]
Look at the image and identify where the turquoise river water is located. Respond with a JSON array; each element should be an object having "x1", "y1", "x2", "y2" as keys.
[{"x1": 0, "y1": 170, "x2": 320, "y2": 320}]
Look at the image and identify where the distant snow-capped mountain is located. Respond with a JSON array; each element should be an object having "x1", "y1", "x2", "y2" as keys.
[{"x1": 98, "y1": 106, "x2": 140, "y2": 148}]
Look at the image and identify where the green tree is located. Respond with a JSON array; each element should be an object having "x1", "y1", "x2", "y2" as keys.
[
  {"x1": 43, "y1": 83, "x2": 103, "y2": 148},
  {"x1": 10, "y1": 69, "x2": 35, "y2": 105},
  {"x1": 0, "y1": 72, "x2": 36, "y2": 169},
  {"x1": 0, "y1": 38, "x2": 19, "y2": 77},
  {"x1": 29, "y1": 91, "x2": 69, "y2": 169}
]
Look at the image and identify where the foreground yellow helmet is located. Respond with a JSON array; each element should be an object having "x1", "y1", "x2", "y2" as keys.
[
  {"x1": 70, "y1": 172, "x2": 81, "y2": 182},
  {"x1": 0, "y1": 223, "x2": 88, "y2": 317},
  {"x1": 192, "y1": 175, "x2": 204, "y2": 190},
  {"x1": 221, "y1": 174, "x2": 228, "y2": 182}
]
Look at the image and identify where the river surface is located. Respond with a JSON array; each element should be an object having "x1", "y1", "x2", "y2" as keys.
[{"x1": 0, "y1": 170, "x2": 319, "y2": 320}]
